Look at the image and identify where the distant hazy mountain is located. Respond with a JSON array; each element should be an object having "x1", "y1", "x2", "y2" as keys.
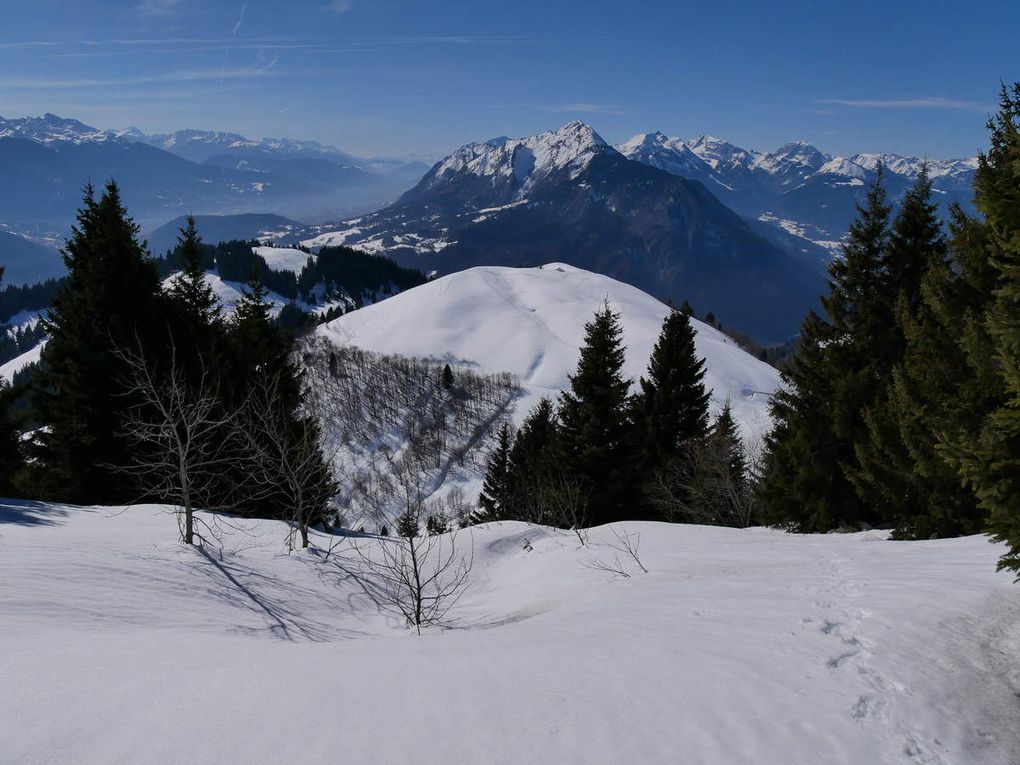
[
  {"x1": 301, "y1": 121, "x2": 827, "y2": 343},
  {"x1": 0, "y1": 113, "x2": 426, "y2": 248},
  {"x1": 0, "y1": 229, "x2": 63, "y2": 286},
  {"x1": 616, "y1": 132, "x2": 977, "y2": 253}
]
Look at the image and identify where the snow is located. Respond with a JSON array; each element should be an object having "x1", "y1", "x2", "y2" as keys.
[
  {"x1": 161, "y1": 272, "x2": 292, "y2": 318},
  {"x1": 432, "y1": 121, "x2": 610, "y2": 191},
  {"x1": 1, "y1": 500, "x2": 1017, "y2": 764},
  {"x1": 0, "y1": 339, "x2": 45, "y2": 383},
  {"x1": 319, "y1": 263, "x2": 781, "y2": 445},
  {"x1": 252, "y1": 245, "x2": 312, "y2": 273}
]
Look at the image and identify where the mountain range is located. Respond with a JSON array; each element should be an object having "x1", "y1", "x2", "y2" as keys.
[
  {"x1": 0, "y1": 114, "x2": 979, "y2": 341},
  {"x1": 616, "y1": 131, "x2": 977, "y2": 251},
  {"x1": 299, "y1": 121, "x2": 827, "y2": 342},
  {"x1": 0, "y1": 113, "x2": 426, "y2": 245}
]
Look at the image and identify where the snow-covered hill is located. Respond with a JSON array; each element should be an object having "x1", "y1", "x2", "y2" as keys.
[
  {"x1": 1, "y1": 500, "x2": 1017, "y2": 764},
  {"x1": 319, "y1": 263, "x2": 781, "y2": 444}
]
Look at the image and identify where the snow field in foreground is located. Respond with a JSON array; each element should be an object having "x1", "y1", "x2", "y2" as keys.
[{"x1": 1, "y1": 501, "x2": 1019, "y2": 764}]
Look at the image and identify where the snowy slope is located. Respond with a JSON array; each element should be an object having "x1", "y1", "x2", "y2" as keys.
[
  {"x1": 0, "y1": 339, "x2": 45, "y2": 383},
  {"x1": 1, "y1": 500, "x2": 1018, "y2": 764},
  {"x1": 252, "y1": 245, "x2": 312, "y2": 274},
  {"x1": 319, "y1": 263, "x2": 780, "y2": 444}
]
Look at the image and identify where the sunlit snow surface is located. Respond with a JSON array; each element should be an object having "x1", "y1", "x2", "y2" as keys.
[
  {"x1": 1, "y1": 501, "x2": 1018, "y2": 764},
  {"x1": 319, "y1": 262, "x2": 781, "y2": 445}
]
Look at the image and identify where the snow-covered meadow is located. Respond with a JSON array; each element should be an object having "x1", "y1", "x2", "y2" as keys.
[{"x1": 2, "y1": 500, "x2": 1018, "y2": 764}]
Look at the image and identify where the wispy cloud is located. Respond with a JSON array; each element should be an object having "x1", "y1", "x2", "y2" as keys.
[
  {"x1": 220, "y1": 2, "x2": 248, "y2": 83},
  {"x1": 0, "y1": 41, "x2": 60, "y2": 50},
  {"x1": 0, "y1": 60, "x2": 285, "y2": 90},
  {"x1": 543, "y1": 102, "x2": 624, "y2": 115},
  {"x1": 326, "y1": 0, "x2": 353, "y2": 12},
  {"x1": 136, "y1": 0, "x2": 187, "y2": 19},
  {"x1": 820, "y1": 97, "x2": 992, "y2": 113}
]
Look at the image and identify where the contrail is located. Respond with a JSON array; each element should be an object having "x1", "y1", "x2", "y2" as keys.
[{"x1": 220, "y1": 1, "x2": 248, "y2": 83}]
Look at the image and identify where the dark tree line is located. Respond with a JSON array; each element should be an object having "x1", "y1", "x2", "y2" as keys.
[
  {"x1": 477, "y1": 301, "x2": 750, "y2": 530},
  {"x1": 296, "y1": 245, "x2": 426, "y2": 307},
  {"x1": 759, "y1": 84, "x2": 1020, "y2": 578}
]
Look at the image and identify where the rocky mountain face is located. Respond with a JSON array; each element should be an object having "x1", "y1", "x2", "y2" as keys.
[{"x1": 301, "y1": 122, "x2": 827, "y2": 343}]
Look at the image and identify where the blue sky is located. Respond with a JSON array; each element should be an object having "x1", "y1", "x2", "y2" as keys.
[{"x1": 0, "y1": 0, "x2": 1013, "y2": 160}]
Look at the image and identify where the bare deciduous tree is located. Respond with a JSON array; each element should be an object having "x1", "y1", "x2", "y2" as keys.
[
  {"x1": 530, "y1": 473, "x2": 591, "y2": 546},
  {"x1": 240, "y1": 371, "x2": 340, "y2": 550},
  {"x1": 352, "y1": 498, "x2": 473, "y2": 635},
  {"x1": 116, "y1": 340, "x2": 243, "y2": 545},
  {"x1": 585, "y1": 526, "x2": 649, "y2": 578},
  {"x1": 647, "y1": 441, "x2": 761, "y2": 528}
]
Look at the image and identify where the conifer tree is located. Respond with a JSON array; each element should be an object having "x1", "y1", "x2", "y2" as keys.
[
  {"x1": 559, "y1": 301, "x2": 633, "y2": 525},
  {"x1": 226, "y1": 269, "x2": 328, "y2": 521},
  {"x1": 0, "y1": 266, "x2": 23, "y2": 495},
  {"x1": 0, "y1": 376, "x2": 21, "y2": 496},
  {"x1": 949, "y1": 83, "x2": 1020, "y2": 575},
  {"x1": 33, "y1": 182, "x2": 167, "y2": 503},
  {"x1": 697, "y1": 403, "x2": 753, "y2": 527},
  {"x1": 710, "y1": 402, "x2": 746, "y2": 482},
  {"x1": 167, "y1": 216, "x2": 220, "y2": 331},
  {"x1": 849, "y1": 169, "x2": 964, "y2": 535},
  {"x1": 508, "y1": 397, "x2": 560, "y2": 522},
  {"x1": 165, "y1": 216, "x2": 224, "y2": 388},
  {"x1": 760, "y1": 174, "x2": 891, "y2": 531},
  {"x1": 633, "y1": 308, "x2": 710, "y2": 466},
  {"x1": 477, "y1": 423, "x2": 513, "y2": 522},
  {"x1": 227, "y1": 268, "x2": 298, "y2": 408}
]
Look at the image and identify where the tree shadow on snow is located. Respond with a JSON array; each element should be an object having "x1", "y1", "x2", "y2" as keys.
[
  {"x1": 189, "y1": 546, "x2": 373, "y2": 642},
  {"x1": 0, "y1": 499, "x2": 83, "y2": 527}
]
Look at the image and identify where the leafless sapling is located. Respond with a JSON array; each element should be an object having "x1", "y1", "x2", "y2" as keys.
[{"x1": 115, "y1": 339, "x2": 243, "y2": 545}]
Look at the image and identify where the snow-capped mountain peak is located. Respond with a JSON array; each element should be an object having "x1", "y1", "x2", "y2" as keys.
[
  {"x1": 685, "y1": 134, "x2": 759, "y2": 171},
  {"x1": 0, "y1": 113, "x2": 113, "y2": 145},
  {"x1": 616, "y1": 131, "x2": 712, "y2": 178},
  {"x1": 433, "y1": 120, "x2": 611, "y2": 187}
]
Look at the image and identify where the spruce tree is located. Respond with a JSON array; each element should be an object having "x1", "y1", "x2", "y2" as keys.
[
  {"x1": 167, "y1": 216, "x2": 220, "y2": 331},
  {"x1": 761, "y1": 173, "x2": 891, "y2": 531},
  {"x1": 227, "y1": 269, "x2": 298, "y2": 409},
  {"x1": 696, "y1": 403, "x2": 752, "y2": 527},
  {"x1": 508, "y1": 397, "x2": 560, "y2": 523},
  {"x1": 0, "y1": 266, "x2": 23, "y2": 495},
  {"x1": 559, "y1": 301, "x2": 633, "y2": 525},
  {"x1": 477, "y1": 423, "x2": 513, "y2": 522},
  {"x1": 226, "y1": 269, "x2": 327, "y2": 521},
  {"x1": 949, "y1": 83, "x2": 1020, "y2": 575},
  {"x1": 0, "y1": 376, "x2": 21, "y2": 496},
  {"x1": 33, "y1": 182, "x2": 168, "y2": 503},
  {"x1": 165, "y1": 216, "x2": 225, "y2": 389},
  {"x1": 710, "y1": 403, "x2": 746, "y2": 482},
  {"x1": 633, "y1": 308, "x2": 710, "y2": 467},
  {"x1": 849, "y1": 169, "x2": 963, "y2": 535}
]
